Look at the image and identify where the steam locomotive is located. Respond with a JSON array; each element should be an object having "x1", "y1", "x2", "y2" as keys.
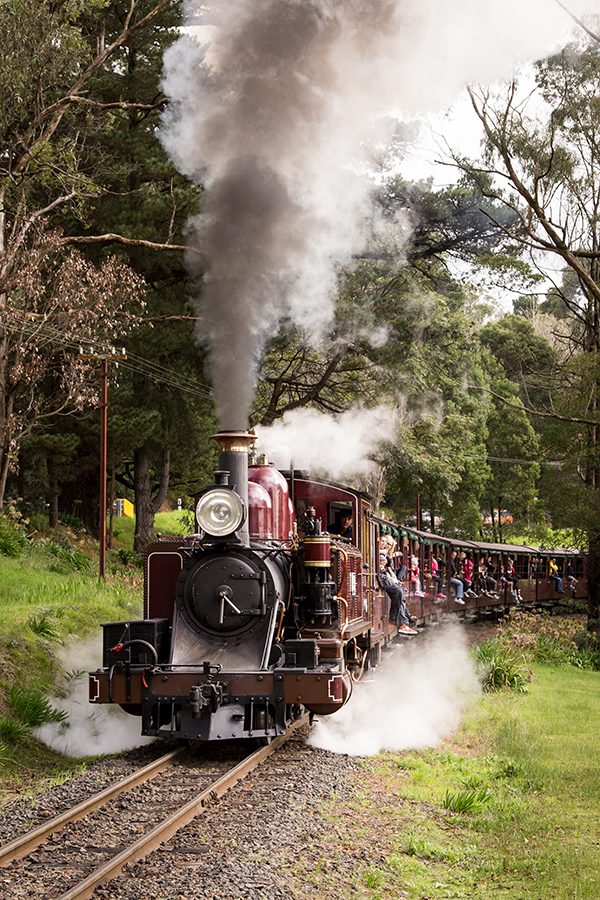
[{"x1": 88, "y1": 431, "x2": 586, "y2": 742}]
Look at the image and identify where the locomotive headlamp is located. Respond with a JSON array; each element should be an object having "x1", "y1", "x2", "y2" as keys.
[{"x1": 196, "y1": 488, "x2": 245, "y2": 537}]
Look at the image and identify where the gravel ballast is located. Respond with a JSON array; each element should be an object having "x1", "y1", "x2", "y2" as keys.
[{"x1": 0, "y1": 728, "x2": 371, "y2": 899}]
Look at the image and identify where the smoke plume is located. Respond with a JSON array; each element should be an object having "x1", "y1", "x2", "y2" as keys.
[
  {"x1": 34, "y1": 638, "x2": 154, "y2": 757},
  {"x1": 309, "y1": 624, "x2": 479, "y2": 756},
  {"x1": 255, "y1": 406, "x2": 397, "y2": 480},
  {"x1": 161, "y1": 1, "x2": 596, "y2": 429}
]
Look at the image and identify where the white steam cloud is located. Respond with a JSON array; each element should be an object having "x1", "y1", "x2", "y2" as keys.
[
  {"x1": 255, "y1": 406, "x2": 397, "y2": 480},
  {"x1": 309, "y1": 624, "x2": 480, "y2": 756},
  {"x1": 35, "y1": 638, "x2": 153, "y2": 757},
  {"x1": 161, "y1": 1, "x2": 596, "y2": 429}
]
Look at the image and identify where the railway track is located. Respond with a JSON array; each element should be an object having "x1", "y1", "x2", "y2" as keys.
[{"x1": 0, "y1": 715, "x2": 308, "y2": 900}]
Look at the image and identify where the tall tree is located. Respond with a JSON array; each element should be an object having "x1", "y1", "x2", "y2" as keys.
[
  {"x1": 454, "y1": 30, "x2": 600, "y2": 625},
  {"x1": 0, "y1": 0, "x2": 182, "y2": 507}
]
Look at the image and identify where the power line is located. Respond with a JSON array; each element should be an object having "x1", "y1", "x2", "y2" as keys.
[
  {"x1": 462, "y1": 451, "x2": 561, "y2": 468},
  {"x1": 3, "y1": 313, "x2": 213, "y2": 400}
]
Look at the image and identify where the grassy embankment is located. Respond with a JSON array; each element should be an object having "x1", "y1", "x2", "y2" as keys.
[
  {"x1": 0, "y1": 510, "x2": 190, "y2": 794},
  {"x1": 291, "y1": 622, "x2": 600, "y2": 899}
]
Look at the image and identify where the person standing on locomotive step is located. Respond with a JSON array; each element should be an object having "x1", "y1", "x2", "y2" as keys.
[
  {"x1": 379, "y1": 552, "x2": 417, "y2": 635},
  {"x1": 449, "y1": 550, "x2": 465, "y2": 604}
]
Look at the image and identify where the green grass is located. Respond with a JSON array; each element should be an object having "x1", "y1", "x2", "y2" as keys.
[
  {"x1": 0, "y1": 537, "x2": 142, "y2": 792},
  {"x1": 0, "y1": 511, "x2": 173, "y2": 796},
  {"x1": 289, "y1": 664, "x2": 600, "y2": 898},
  {"x1": 442, "y1": 785, "x2": 493, "y2": 813},
  {"x1": 495, "y1": 612, "x2": 600, "y2": 672},
  {"x1": 473, "y1": 638, "x2": 530, "y2": 692},
  {"x1": 110, "y1": 509, "x2": 192, "y2": 551},
  {"x1": 8, "y1": 685, "x2": 68, "y2": 726},
  {"x1": 0, "y1": 716, "x2": 30, "y2": 742},
  {"x1": 0, "y1": 554, "x2": 139, "y2": 639}
]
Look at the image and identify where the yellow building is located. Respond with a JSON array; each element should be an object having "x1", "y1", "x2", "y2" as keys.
[{"x1": 115, "y1": 498, "x2": 134, "y2": 518}]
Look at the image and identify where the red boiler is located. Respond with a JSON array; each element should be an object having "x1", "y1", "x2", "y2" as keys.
[
  {"x1": 248, "y1": 480, "x2": 273, "y2": 541},
  {"x1": 249, "y1": 460, "x2": 293, "y2": 542}
]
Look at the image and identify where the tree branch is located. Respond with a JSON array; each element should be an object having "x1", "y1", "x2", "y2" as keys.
[
  {"x1": 59, "y1": 233, "x2": 200, "y2": 254},
  {"x1": 12, "y1": 0, "x2": 174, "y2": 176},
  {"x1": 476, "y1": 384, "x2": 599, "y2": 427},
  {"x1": 554, "y1": 1, "x2": 600, "y2": 44}
]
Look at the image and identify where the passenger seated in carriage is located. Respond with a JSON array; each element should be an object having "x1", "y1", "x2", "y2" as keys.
[
  {"x1": 431, "y1": 553, "x2": 445, "y2": 600},
  {"x1": 460, "y1": 552, "x2": 476, "y2": 597},
  {"x1": 549, "y1": 558, "x2": 564, "y2": 594},
  {"x1": 474, "y1": 556, "x2": 490, "y2": 596},
  {"x1": 449, "y1": 550, "x2": 465, "y2": 605},
  {"x1": 410, "y1": 554, "x2": 425, "y2": 597},
  {"x1": 566, "y1": 561, "x2": 578, "y2": 593},
  {"x1": 485, "y1": 556, "x2": 499, "y2": 593},
  {"x1": 501, "y1": 557, "x2": 523, "y2": 604},
  {"x1": 378, "y1": 552, "x2": 417, "y2": 635}
]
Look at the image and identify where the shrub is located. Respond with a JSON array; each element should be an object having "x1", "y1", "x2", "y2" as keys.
[
  {"x1": 473, "y1": 639, "x2": 529, "y2": 692},
  {"x1": 8, "y1": 685, "x2": 68, "y2": 726},
  {"x1": 27, "y1": 512, "x2": 49, "y2": 533},
  {"x1": 0, "y1": 716, "x2": 30, "y2": 742},
  {"x1": 533, "y1": 635, "x2": 571, "y2": 667},
  {"x1": 442, "y1": 786, "x2": 493, "y2": 814},
  {"x1": 0, "y1": 514, "x2": 28, "y2": 557},
  {"x1": 497, "y1": 614, "x2": 600, "y2": 672},
  {"x1": 116, "y1": 548, "x2": 140, "y2": 567},
  {"x1": 569, "y1": 631, "x2": 600, "y2": 671},
  {"x1": 27, "y1": 608, "x2": 61, "y2": 641},
  {"x1": 44, "y1": 539, "x2": 90, "y2": 573},
  {"x1": 59, "y1": 512, "x2": 84, "y2": 531}
]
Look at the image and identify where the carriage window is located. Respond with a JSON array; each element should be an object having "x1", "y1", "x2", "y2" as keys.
[
  {"x1": 515, "y1": 556, "x2": 529, "y2": 579},
  {"x1": 328, "y1": 503, "x2": 354, "y2": 540}
]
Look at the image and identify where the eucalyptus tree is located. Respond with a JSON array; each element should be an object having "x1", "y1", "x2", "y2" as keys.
[
  {"x1": 454, "y1": 30, "x2": 600, "y2": 622},
  {"x1": 0, "y1": 0, "x2": 181, "y2": 508}
]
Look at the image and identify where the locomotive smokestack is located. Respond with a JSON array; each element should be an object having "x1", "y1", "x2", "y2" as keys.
[{"x1": 211, "y1": 431, "x2": 256, "y2": 545}]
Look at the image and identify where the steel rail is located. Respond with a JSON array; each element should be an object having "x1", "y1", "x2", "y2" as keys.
[
  {"x1": 58, "y1": 714, "x2": 309, "y2": 900},
  {"x1": 0, "y1": 746, "x2": 187, "y2": 867}
]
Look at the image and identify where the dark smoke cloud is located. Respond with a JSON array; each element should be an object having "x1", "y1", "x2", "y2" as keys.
[
  {"x1": 163, "y1": 0, "x2": 400, "y2": 429},
  {"x1": 162, "y1": 0, "x2": 593, "y2": 430}
]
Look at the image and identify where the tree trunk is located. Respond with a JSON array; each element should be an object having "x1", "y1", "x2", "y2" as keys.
[
  {"x1": 497, "y1": 498, "x2": 503, "y2": 543},
  {"x1": 133, "y1": 443, "x2": 171, "y2": 555},
  {"x1": 0, "y1": 446, "x2": 9, "y2": 509},
  {"x1": 108, "y1": 457, "x2": 116, "y2": 550},
  {"x1": 0, "y1": 187, "x2": 7, "y2": 510},
  {"x1": 47, "y1": 454, "x2": 59, "y2": 529},
  {"x1": 587, "y1": 524, "x2": 600, "y2": 633},
  {"x1": 133, "y1": 446, "x2": 153, "y2": 555},
  {"x1": 0, "y1": 389, "x2": 15, "y2": 508},
  {"x1": 490, "y1": 504, "x2": 497, "y2": 542}
]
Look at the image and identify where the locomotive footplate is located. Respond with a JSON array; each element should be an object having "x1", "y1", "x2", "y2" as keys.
[{"x1": 88, "y1": 665, "x2": 352, "y2": 739}]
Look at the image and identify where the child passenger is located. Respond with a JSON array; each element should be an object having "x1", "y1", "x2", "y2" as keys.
[
  {"x1": 410, "y1": 555, "x2": 425, "y2": 597},
  {"x1": 431, "y1": 553, "x2": 445, "y2": 600}
]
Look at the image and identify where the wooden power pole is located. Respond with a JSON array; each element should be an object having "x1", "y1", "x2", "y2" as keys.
[
  {"x1": 81, "y1": 347, "x2": 126, "y2": 580},
  {"x1": 99, "y1": 358, "x2": 109, "y2": 580}
]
